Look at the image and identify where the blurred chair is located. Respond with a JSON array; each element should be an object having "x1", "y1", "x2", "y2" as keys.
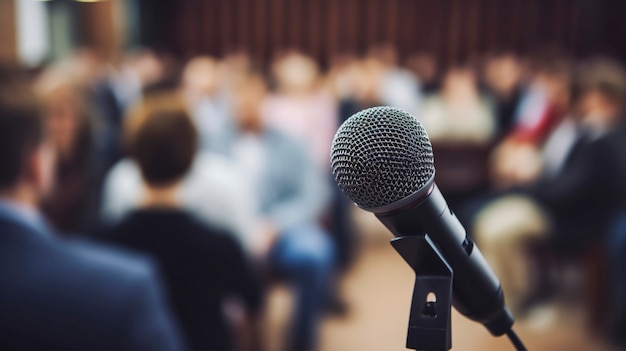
[
  {"x1": 431, "y1": 142, "x2": 492, "y2": 225},
  {"x1": 432, "y1": 142, "x2": 491, "y2": 196}
]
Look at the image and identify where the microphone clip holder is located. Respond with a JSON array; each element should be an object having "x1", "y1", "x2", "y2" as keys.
[{"x1": 391, "y1": 234, "x2": 453, "y2": 351}]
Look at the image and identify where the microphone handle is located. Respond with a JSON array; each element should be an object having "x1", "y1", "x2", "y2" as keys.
[{"x1": 375, "y1": 184, "x2": 514, "y2": 336}]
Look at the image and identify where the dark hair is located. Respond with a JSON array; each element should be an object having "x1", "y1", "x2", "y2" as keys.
[
  {"x1": 126, "y1": 94, "x2": 197, "y2": 186},
  {"x1": 0, "y1": 66, "x2": 44, "y2": 189}
]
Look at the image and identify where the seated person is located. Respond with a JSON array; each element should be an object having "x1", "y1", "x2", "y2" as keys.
[
  {"x1": 0, "y1": 66, "x2": 182, "y2": 350},
  {"x1": 100, "y1": 142, "x2": 256, "y2": 251},
  {"x1": 420, "y1": 65, "x2": 495, "y2": 144},
  {"x1": 97, "y1": 94, "x2": 262, "y2": 351},
  {"x1": 473, "y1": 58, "x2": 626, "y2": 313},
  {"x1": 227, "y1": 73, "x2": 335, "y2": 351}
]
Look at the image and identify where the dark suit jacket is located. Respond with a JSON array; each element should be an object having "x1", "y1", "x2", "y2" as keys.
[
  {"x1": 527, "y1": 125, "x2": 626, "y2": 250},
  {"x1": 0, "y1": 214, "x2": 183, "y2": 351}
]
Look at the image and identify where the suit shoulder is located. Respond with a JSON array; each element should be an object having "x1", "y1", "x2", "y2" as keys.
[{"x1": 49, "y1": 238, "x2": 159, "y2": 295}]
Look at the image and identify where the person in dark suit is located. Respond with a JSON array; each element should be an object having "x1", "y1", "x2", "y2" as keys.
[
  {"x1": 97, "y1": 94, "x2": 262, "y2": 351},
  {"x1": 474, "y1": 57, "x2": 626, "y2": 313},
  {"x1": 0, "y1": 66, "x2": 183, "y2": 350}
]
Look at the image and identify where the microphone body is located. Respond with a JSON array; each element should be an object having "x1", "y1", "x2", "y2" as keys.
[
  {"x1": 373, "y1": 177, "x2": 513, "y2": 336},
  {"x1": 330, "y1": 106, "x2": 514, "y2": 337}
]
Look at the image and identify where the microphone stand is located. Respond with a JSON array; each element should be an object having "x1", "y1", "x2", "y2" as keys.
[{"x1": 391, "y1": 235, "x2": 453, "y2": 351}]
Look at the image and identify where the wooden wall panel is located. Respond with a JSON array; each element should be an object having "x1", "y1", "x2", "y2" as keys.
[
  {"x1": 0, "y1": 0, "x2": 17, "y2": 63},
  {"x1": 142, "y1": 0, "x2": 625, "y2": 66}
]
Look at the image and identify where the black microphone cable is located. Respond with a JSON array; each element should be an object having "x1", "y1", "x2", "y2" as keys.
[{"x1": 506, "y1": 328, "x2": 527, "y2": 351}]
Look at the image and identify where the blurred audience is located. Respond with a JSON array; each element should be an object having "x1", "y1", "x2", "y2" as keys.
[
  {"x1": 482, "y1": 53, "x2": 527, "y2": 138},
  {"x1": 265, "y1": 51, "x2": 356, "y2": 293},
  {"x1": 263, "y1": 51, "x2": 337, "y2": 171},
  {"x1": 0, "y1": 66, "x2": 182, "y2": 351},
  {"x1": 96, "y1": 95, "x2": 262, "y2": 350},
  {"x1": 474, "y1": 57, "x2": 626, "y2": 315},
  {"x1": 34, "y1": 69, "x2": 104, "y2": 234},
  {"x1": 367, "y1": 44, "x2": 422, "y2": 116},
  {"x1": 507, "y1": 56, "x2": 572, "y2": 145},
  {"x1": 180, "y1": 56, "x2": 235, "y2": 153},
  {"x1": 101, "y1": 139, "x2": 256, "y2": 250},
  {"x1": 489, "y1": 57, "x2": 573, "y2": 190},
  {"x1": 230, "y1": 73, "x2": 335, "y2": 351},
  {"x1": 405, "y1": 51, "x2": 440, "y2": 95},
  {"x1": 6, "y1": 40, "x2": 626, "y2": 349},
  {"x1": 420, "y1": 64, "x2": 496, "y2": 144}
]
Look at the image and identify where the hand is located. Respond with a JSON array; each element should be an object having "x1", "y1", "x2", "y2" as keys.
[
  {"x1": 250, "y1": 219, "x2": 279, "y2": 258},
  {"x1": 491, "y1": 139, "x2": 543, "y2": 188}
]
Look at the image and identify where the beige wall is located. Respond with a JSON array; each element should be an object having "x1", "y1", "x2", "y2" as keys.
[{"x1": 0, "y1": 0, "x2": 17, "y2": 63}]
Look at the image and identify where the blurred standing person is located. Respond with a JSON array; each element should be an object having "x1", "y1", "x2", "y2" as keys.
[
  {"x1": 34, "y1": 69, "x2": 105, "y2": 234},
  {"x1": 231, "y1": 73, "x2": 335, "y2": 351},
  {"x1": 0, "y1": 66, "x2": 182, "y2": 351},
  {"x1": 97, "y1": 95, "x2": 262, "y2": 351},
  {"x1": 420, "y1": 65, "x2": 496, "y2": 144}
]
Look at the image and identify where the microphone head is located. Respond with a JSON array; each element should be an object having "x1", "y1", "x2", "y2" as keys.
[{"x1": 330, "y1": 106, "x2": 435, "y2": 211}]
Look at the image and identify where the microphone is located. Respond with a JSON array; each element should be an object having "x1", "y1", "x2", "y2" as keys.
[{"x1": 330, "y1": 106, "x2": 515, "y2": 337}]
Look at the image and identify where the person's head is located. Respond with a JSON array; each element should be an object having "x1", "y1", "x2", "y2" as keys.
[
  {"x1": 35, "y1": 70, "x2": 93, "y2": 163},
  {"x1": 484, "y1": 53, "x2": 525, "y2": 98},
  {"x1": 367, "y1": 43, "x2": 399, "y2": 67},
  {"x1": 0, "y1": 66, "x2": 55, "y2": 203},
  {"x1": 232, "y1": 72, "x2": 268, "y2": 133},
  {"x1": 124, "y1": 93, "x2": 197, "y2": 189},
  {"x1": 271, "y1": 52, "x2": 319, "y2": 95},
  {"x1": 576, "y1": 57, "x2": 626, "y2": 129},
  {"x1": 181, "y1": 56, "x2": 221, "y2": 98},
  {"x1": 530, "y1": 56, "x2": 572, "y2": 110},
  {"x1": 405, "y1": 51, "x2": 439, "y2": 85},
  {"x1": 441, "y1": 65, "x2": 479, "y2": 101}
]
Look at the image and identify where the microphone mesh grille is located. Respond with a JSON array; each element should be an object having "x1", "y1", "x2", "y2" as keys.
[{"x1": 330, "y1": 106, "x2": 435, "y2": 209}]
